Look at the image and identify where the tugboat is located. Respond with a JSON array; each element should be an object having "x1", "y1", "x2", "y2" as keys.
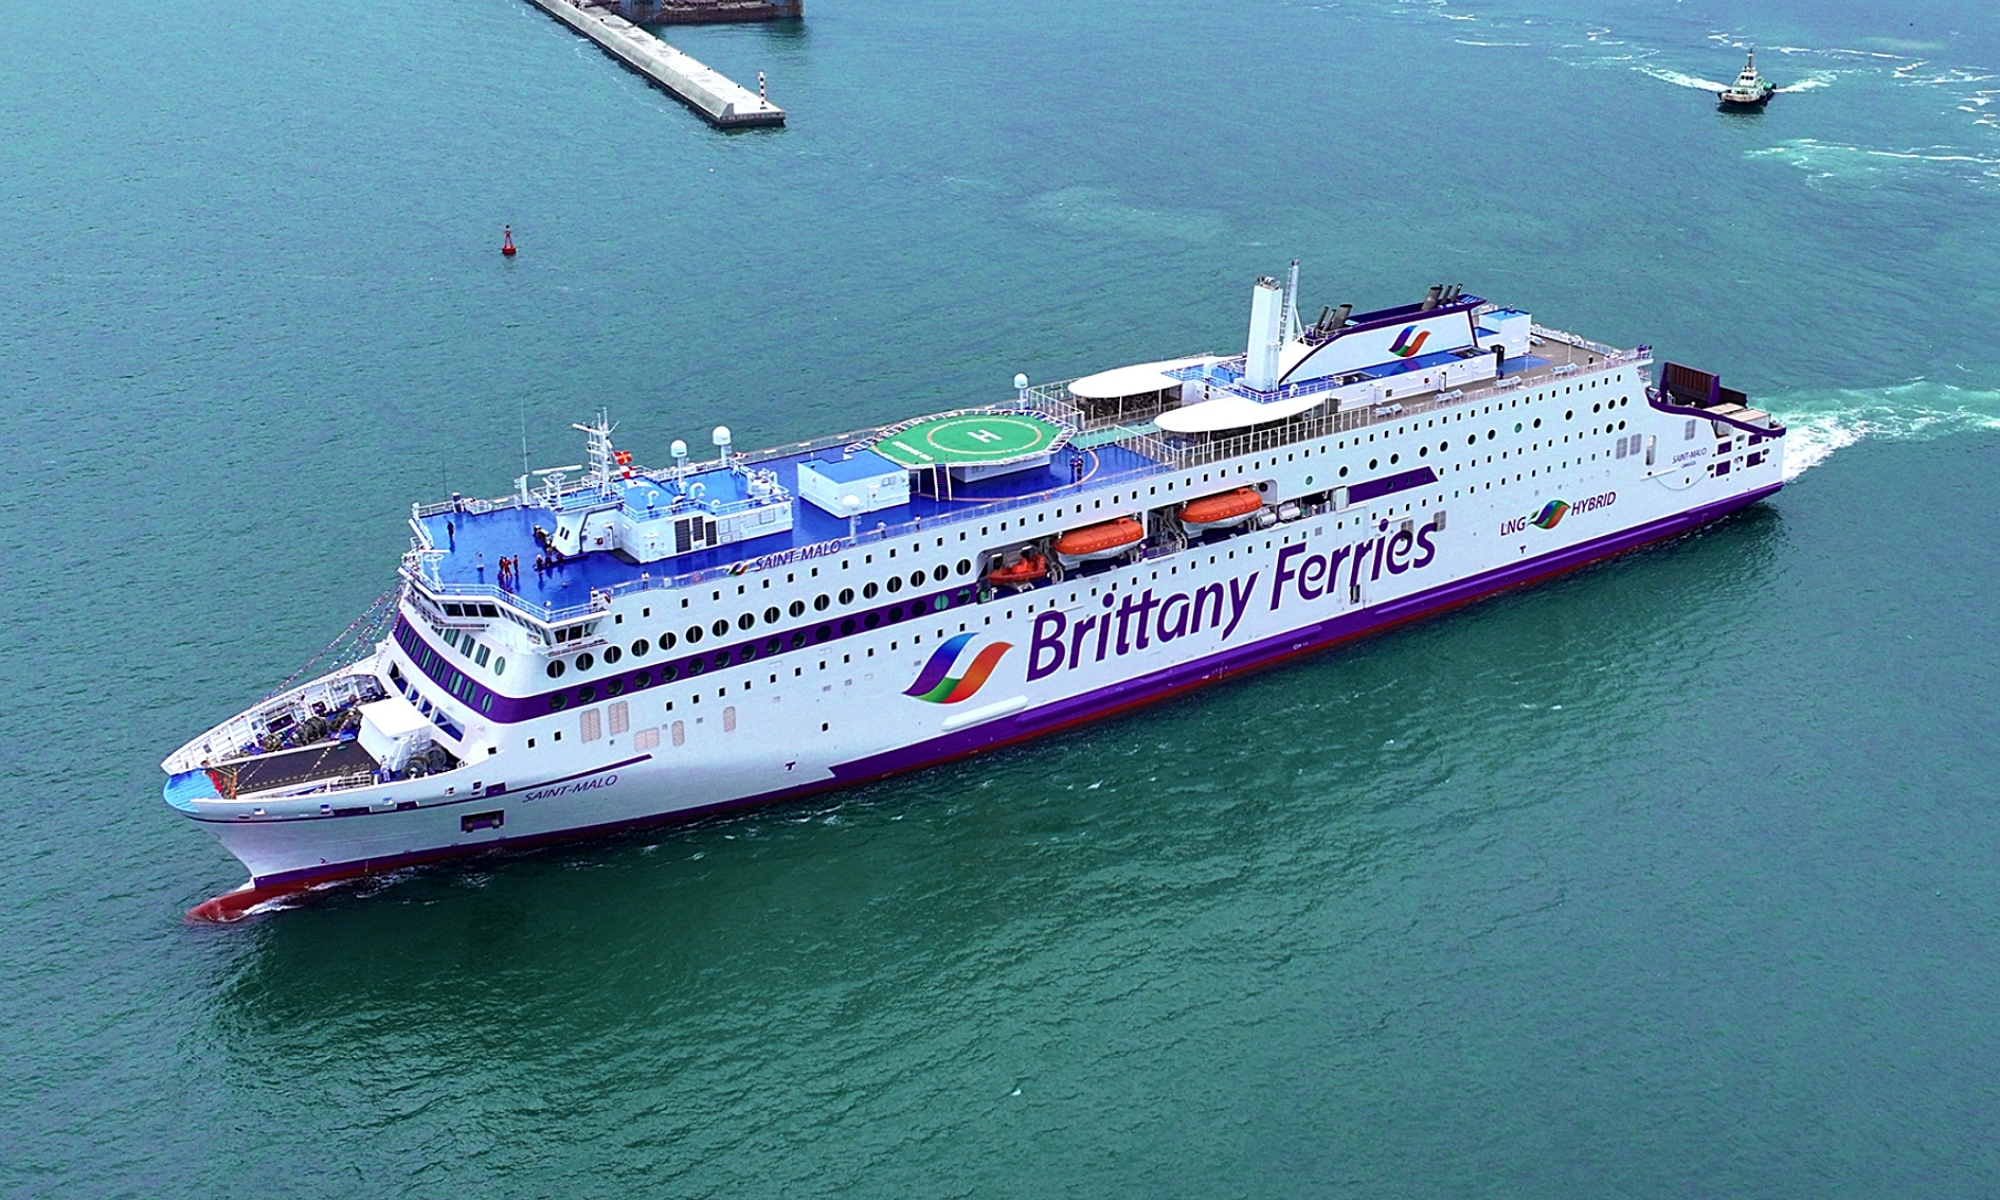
[{"x1": 1717, "y1": 51, "x2": 1775, "y2": 110}]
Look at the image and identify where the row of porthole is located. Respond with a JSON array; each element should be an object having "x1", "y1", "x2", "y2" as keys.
[
  {"x1": 1296, "y1": 390, "x2": 1640, "y2": 478},
  {"x1": 544, "y1": 588, "x2": 977, "y2": 699},
  {"x1": 544, "y1": 561, "x2": 976, "y2": 678},
  {"x1": 1344, "y1": 412, "x2": 1635, "y2": 473}
]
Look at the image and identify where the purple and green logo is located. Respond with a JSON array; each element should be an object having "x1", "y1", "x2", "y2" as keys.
[
  {"x1": 1531, "y1": 499, "x2": 1571, "y2": 530},
  {"x1": 904, "y1": 633, "x2": 1013, "y2": 704},
  {"x1": 1389, "y1": 326, "x2": 1431, "y2": 359}
]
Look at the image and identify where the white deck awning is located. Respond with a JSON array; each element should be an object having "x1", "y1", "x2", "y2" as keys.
[
  {"x1": 1069, "y1": 357, "x2": 1208, "y2": 401},
  {"x1": 1154, "y1": 392, "x2": 1327, "y2": 434}
]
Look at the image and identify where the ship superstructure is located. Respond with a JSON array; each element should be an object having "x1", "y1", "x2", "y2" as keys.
[{"x1": 163, "y1": 265, "x2": 1786, "y2": 917}]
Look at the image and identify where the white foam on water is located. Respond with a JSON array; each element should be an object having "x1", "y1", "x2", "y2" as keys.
[
  {"x1": 1745, "y1": 138, "x2": 2000, "y2": 189},
  {"x1": 1455, "y1": 39, "x2": 1530, "y2": 47},
  {"x1": 1637, "y1": 65, "x2": 1730, "y2": 92},
  {"x1": 1776, "y1": 74, "x2": 1834, "y2": 93},
  {"x1": 1770, "y1": 382, "x2": 2000, "y2": 481}
]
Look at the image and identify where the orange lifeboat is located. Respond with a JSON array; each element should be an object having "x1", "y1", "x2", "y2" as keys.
[
  {"x1": 987, "y1": 550, "x2": 1049, "y2": 588},
  {"x1": 1179, "y1": 487, "x2": 1263, "y2": 532},
  {"x1": 1054, "y1": 517, "x2": 1144, "y2": 566}
]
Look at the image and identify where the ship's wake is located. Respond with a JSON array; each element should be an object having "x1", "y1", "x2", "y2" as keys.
[
  {"x1": 1771, "y1": 382, "x2": 2000, "y2": 481},
  {"x1": 1636, "y1": 66, "x2": 1731, "y2": 92}
]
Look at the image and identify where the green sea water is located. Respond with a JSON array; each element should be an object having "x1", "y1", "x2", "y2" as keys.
[{"x1": 3, "y1": 0, "x2": 1998, "y2": 1193}]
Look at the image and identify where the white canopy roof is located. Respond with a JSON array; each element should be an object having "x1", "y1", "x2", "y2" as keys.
[
  {"x1": 1069, "y1": 356, "x2": 1209, "y2": 401},
  {"x1": 358, "y1": 695, "x2": 430, "y2": 740},
  {"x1": 1155, "y1": 392, "x2": 1327, "y2": 434}
]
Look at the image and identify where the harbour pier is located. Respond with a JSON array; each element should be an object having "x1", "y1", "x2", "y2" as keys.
[{"x1": 523, "y1": 0, "x2": 786, "y2": 128}]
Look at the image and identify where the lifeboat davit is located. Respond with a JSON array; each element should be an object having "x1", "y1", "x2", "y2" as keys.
[
  {"x1": 1053, "y1": 517, "x2": 1144, "y2": 567},
  {"x1": 987, "y1": 550, "x2": 1049, "y2": 588},
  {"x1": 1179, "y1": 487, "x2": 1263, "y2": 533}
]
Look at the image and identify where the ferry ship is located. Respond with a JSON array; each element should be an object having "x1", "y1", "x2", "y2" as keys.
[{"x1": 163, "y1": 266, "x2": 1785, "y2": 918}]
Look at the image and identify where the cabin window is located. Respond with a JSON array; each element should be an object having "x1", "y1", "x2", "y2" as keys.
[
  {"x1": 671, "y1": 720, "x2": 686, "y2": 747},
  {"x1": 546, "y1": 661, "x2": 566, "y2": 679},
  {"x1": 686, "y1": 625, "x2": 703, "y2": 644},
  {"x1": 712, "y1": 619, "x2": 728, "y2": 637},
  {"x1": 493, "y1": 657, "x2": 505, "y2": 676},
  {"x1": 631, "y1": 638, "x2": 650, "y2": 657},
  {"x1": 789, "y1": 600, "x2": 806, "y2": 618},
  {"x1": 603, "y1": 646, "x2": 622, "y2": 665},
  {"x1": 580, "y1": 709, "x2": 602, "y2": 742},
  {"x1": 474, "y1": 645, "x2": 491, "y2": 667},
  {"x1": 764, "y1": 606, "x2": 780, "y2": 624}
]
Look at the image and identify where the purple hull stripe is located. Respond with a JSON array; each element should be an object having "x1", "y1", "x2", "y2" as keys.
[
  {"x1": 251, "y1": 483, "x2": 1779, "y2": 889},
  {"x1": 1348, "y1": 466, "x2": 1440, "y2": 505}
]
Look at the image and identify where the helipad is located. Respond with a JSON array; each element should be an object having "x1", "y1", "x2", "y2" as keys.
[{"x1": 871, "y1": 410, "x2": 1067, "y2": 469}]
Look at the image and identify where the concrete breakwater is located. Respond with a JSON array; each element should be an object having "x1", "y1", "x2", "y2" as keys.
[{"x1": 522, "y1": 0, "x2": 785, "y2": 128}]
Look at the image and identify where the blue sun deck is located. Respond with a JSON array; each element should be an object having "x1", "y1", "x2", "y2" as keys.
[{"x1": 416, "y1": 440, "x2": 1166, "y2": 618}]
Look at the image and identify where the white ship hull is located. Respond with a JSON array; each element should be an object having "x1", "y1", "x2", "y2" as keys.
[{"x1": 169, "y1": 342, "x2": 1783, "y2": 903}]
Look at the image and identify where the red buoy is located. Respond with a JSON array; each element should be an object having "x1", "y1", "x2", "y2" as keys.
[{"x1": 501, "y1": 225, "x2": 517, "y2": 257}]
